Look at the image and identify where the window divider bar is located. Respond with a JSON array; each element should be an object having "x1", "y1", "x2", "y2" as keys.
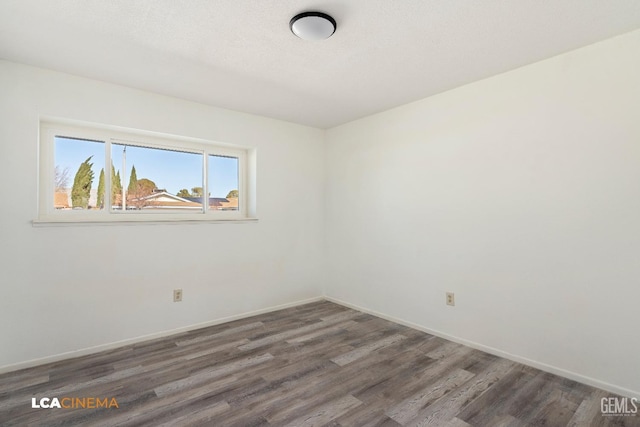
[
  {"x1": 203, "y1": 151, "x2": 208, "y2": 214},
  {"x1": 104, "y1": 139, "x2": 112, "y2": 212}
]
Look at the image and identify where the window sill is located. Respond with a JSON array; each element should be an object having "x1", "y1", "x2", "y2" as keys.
[{"x1": 32, "y1": 217, "x2": 258, "y2": 227}]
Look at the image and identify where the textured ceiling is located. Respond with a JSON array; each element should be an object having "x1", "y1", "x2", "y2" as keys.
[{"x1": 1, "y1": 1, "x2": 639, "y2": 128}]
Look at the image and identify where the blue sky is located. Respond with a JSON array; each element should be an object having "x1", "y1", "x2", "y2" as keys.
[{"x1": 55, "y1": 137, "x2": 238, "y2": 198}]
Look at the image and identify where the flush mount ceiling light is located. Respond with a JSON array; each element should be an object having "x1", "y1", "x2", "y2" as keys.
[{"x1": 290, "y1": 12, "x2": 336, "y2": 41}]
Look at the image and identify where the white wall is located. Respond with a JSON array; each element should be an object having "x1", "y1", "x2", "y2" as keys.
[
  {"x1": 0, "y1": 61, "x2": 325, "y2": 369},
  {"x1": 2, "y1": 29, "x2": 639, "y2": 399},
  {"x1": 325, "y1": 29, "x2": 640, "y2": 397}
]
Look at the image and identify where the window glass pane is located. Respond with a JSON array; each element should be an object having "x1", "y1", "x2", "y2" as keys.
[
  {"x1": 54, "y1": 136, "x2": 105, "y2": 210},
  {"x1": 111, "y1": 143, "x2": 203, "y2": 212},
  {"x1": 208, "y1": 155, "x2": 239, "y2": 211}
]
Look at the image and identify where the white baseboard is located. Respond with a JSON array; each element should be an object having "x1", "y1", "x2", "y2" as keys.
[
  {"x1": 324, "y1": 296, "x2": 640, "y2": 400},
  {"x1": 5, "y1": 294, "x2": 638, "y2": 400},
  {"x1": 0, "y1": 296, "x2": 323, "y2": 375}
]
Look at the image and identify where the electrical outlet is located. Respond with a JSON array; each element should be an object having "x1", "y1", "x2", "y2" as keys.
[
  {"x1": 446, "y1": 292, "x2": 455, "y2": 306},
  {"x1": 173, "y1": 289, "x2": 183, "y2": 302}
]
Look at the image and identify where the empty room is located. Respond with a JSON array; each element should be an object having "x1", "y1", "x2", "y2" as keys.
[{"x1": 1, "y1": 1, "x2": 639, "y2": 426}]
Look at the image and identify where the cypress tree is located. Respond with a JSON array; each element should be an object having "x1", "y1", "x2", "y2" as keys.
[
  {"x1": 111, "y1": 165, "x2": 122, "y2": 205},
  {"x1": 127, "y1": 165, "x2": 138, "y2": 195},
  {"x1": 71, "y1": 156, "x2": 94, "y2": 209},
  {"x1": 96, "y1": 168, "x2": 105, "y2": 208}
]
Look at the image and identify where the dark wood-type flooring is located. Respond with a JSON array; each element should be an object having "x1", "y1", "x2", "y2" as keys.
[{"x1": 0, "y1": 301, "x2": 637, "y2": 426}]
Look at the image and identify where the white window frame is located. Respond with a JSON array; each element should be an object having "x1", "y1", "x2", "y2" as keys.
[{"x1": 36, "y1": 119, "x2": 255, "y2": 224}]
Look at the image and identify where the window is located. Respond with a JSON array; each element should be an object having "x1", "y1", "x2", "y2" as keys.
[
  {"x1": 38, "y1": 120, "x2": 252, "y2": 223},
  {"x1": 208, "y1": 155, "x2": 239, "y2": 211}
]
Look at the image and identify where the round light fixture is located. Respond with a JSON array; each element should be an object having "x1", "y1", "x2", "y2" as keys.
[{"x1": 290, "y1": 12, "x2": 336, "y2": 41}]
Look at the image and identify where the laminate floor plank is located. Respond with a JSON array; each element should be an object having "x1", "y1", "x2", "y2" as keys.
[
  {"x1": 568, "y1": 390, "x2": 610, "y2": 427},
  {"x1": 331, "y1": 334, "x2": 407, "y2": 367},
  {"x1": 398, "y1": 358, "x2": 518, "y2": 426},
  {"x1": 455, "y1": 365, "x2": 536, "y2": 425},
  {"x1": 282, "y1": 394, "x2": 363, "y2": 427},
  {"x1": 0, "y1": 301, "x2": 635, "y2": 426},
  {"x1": 346, "y1": 350, "x2": 437, "y2": 405},
  {"x1": 525, "y1": 388, "x2": 581, "y2": 427},
  {"x1": 335, "y1": 401, "x2": 402, "y2": 427},
  {"x1": 385, "y1": 368, "x2": 476, "y2": 425},
  {"x1": 175, "y1": 321, "x2": 265, "y2": 347},
  {"x1": 353, "y1": 346, "x2": 475, "y2": 405},
  {"x1": 444, "y1": 418, "x2": 472, "y2": 427}
]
